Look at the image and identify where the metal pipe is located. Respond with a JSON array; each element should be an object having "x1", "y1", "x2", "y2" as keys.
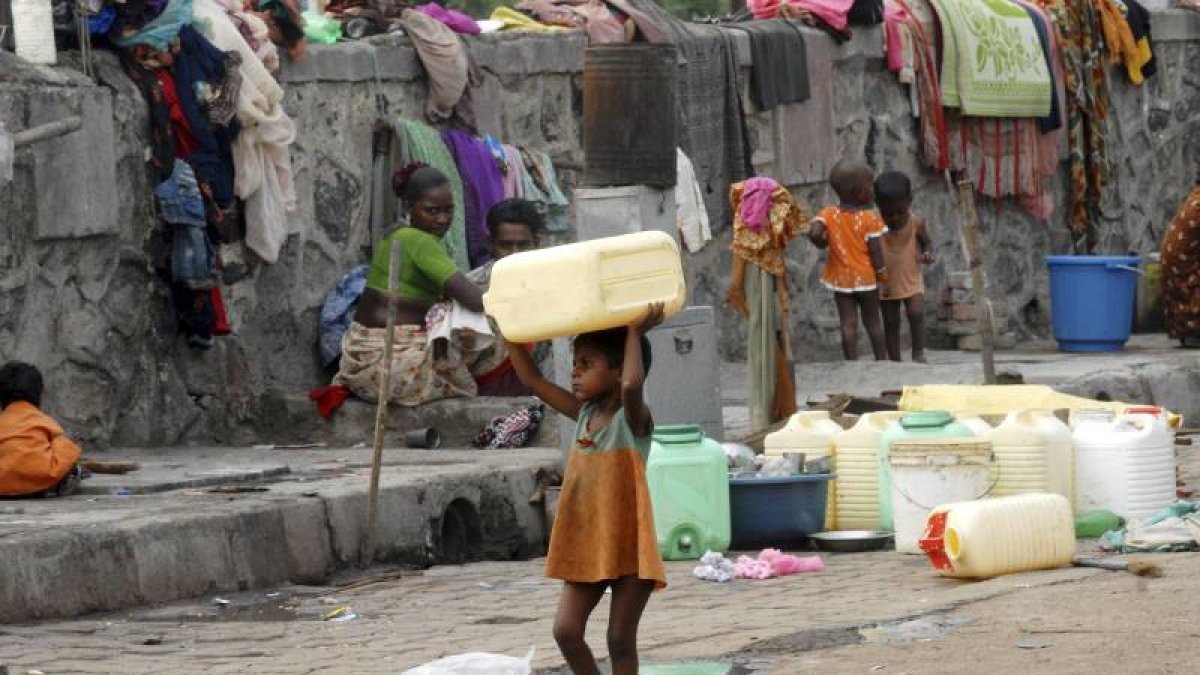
[{"x1": 12, "y1": 116, "x2": 83, "y2": 147}]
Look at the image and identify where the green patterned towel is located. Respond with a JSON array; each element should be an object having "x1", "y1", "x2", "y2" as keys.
[{"x1": 931, "y1": 0, "x2": 1052, "y2": 117}]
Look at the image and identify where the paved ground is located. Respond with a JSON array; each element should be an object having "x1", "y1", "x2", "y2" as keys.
[{"x1": 1, "y1": 546, "x2": 1196, "y2": 674}]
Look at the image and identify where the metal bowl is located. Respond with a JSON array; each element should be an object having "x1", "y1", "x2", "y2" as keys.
[{"x1": 809, "y1": 530, "x2": 893, "y2": 553}]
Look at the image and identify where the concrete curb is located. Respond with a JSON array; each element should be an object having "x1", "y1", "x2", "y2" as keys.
[{"x1": 0, "y1": 457, "x2": 556, "y2": 623}]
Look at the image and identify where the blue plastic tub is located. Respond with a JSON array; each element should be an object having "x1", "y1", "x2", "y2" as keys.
[
  {"x1": 1046, "y1": 255, "x2": 1140, "y2": 352},
  {"x1": 728, "y1": 474, "x2": 833, "y2": 548}
]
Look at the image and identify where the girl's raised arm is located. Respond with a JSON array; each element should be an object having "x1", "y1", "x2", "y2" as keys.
[
  {"x1": 505, "y1": 339, "x2": 581, "y2": 420},
  {"x1": 622, "y1": 303, "x2": 664, "y2": 437}
]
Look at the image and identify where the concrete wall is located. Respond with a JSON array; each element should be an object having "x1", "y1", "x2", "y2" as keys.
[{"x1": 2, "y1": 9, "x2": 1199, "y2": 447}]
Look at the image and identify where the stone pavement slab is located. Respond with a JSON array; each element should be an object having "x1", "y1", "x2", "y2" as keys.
[{"x1": 6, "y1": 547, "x2": 1196, "y2": 674}]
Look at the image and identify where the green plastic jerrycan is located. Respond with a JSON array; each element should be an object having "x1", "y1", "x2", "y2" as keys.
[
  {"x1": 647, "y1": 425, "x2": 731, "y2": 560},
  {"x1": 878, "y1": 411, "x2": 977, "y2": 531}
]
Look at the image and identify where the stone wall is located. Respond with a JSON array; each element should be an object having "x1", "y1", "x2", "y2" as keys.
[
  {"x1": 2, "y1": 8, "x2": 1199, "y2": 448},
  {"x1": 0, "y1": 33, "x2": 586, "y2": 449}
]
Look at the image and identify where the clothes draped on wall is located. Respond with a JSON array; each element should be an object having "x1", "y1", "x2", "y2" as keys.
[{"x1": 726, "y1": 178, "x2": 810, "y2": 430}]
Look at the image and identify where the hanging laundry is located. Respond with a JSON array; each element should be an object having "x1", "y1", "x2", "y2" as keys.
[
  {"x1": 1095, "y1": 0, "x2": 1145, "y2": 84},
  {"x1": 501, "y1": 145, "x2": 526, "y2": 199},
  {"x1": 397, "y1": 119, "x2": 470, "y2": 272},
  {"x1": 930, "y1": 0, "x2": 1052, "y2": 117},
  {"x1": 676, "y1": 148, "x2": 711, "y2": 254},
  {"x1": 518, "y1": 147, "x2": 570, "y2": 233},
  {"x1": 1035, "y1": 0, "x2": 1111, "y2": 248},
  {"x1": 627, "y1": 0, "x2": 752, "y2": 234},
  {"x1": 399, "y1": 8, "x2": 469, "y2": 124},
  {"x1": 1011, "y1": 0, "x2": 1063, "y2": 132},
  {"x1": 441, "y1": 130, "x2": 505, "y2": 270},
  {"x1": 724, "y1": 20, "x2": 811, "y2": 111},
  {"x1": 726, "y1": 178, "x2": 809, "y2": 429},
  {"x1": 884, "y1": 0, "x2": 948, "y2": 171},
  {"x1": 115, "y1": 0, "x2": 193, "y2": 51},
  {"x1": 416, "y1": 2, "x2": 481, "y2": 35},
  {"x1": 1123, "y1": 0, "x2": 1157, "y2": 81},
  {"x1": 749, "y1": 0, "x2": 855, "y2": 31},
  {"x1": 193, "y1": 0, "x2": 298, "y2": 264},
  {"x1": 172, "y1": 24, "x2": 237, "y2": 208}
]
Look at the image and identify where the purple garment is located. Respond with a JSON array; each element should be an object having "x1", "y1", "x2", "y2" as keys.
[
  {"x1": 739, "y1": 176, "x2": 779, "y2": 233},
  {"x1": 416, "y1": 3, "x2": 482, "y2": 35},
  {"x1": 441, "y1": 130, "x2": 505, "y2": 268}
]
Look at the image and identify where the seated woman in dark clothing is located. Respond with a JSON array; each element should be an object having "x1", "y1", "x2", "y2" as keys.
[{"x1": 335, "y1": 164, "x2": 505, "y2": 405}]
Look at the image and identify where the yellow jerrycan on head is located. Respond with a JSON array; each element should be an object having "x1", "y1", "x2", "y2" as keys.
[
  {"x1": 765, "y1": 410, "x2": 842, "y2": 530},
  {"x1": 483, "y1": 231, "x2": 687, "y2": 343},
  {"x1": 918, "y1": 493, "x2": 1076, "y2": 579}
]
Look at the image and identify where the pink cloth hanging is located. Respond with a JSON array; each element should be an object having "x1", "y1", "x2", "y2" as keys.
[{"x1": 738, "y1": 176, "x2": 781, "y2": 233}]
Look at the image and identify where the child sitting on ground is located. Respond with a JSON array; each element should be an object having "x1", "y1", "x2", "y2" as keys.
[
  {"x1": 0, "y1": 362, "x2": 82, "y2": 498},
  {"x1": 875, "y1": 171, "x2": 935, "y2": 363},
  {"x1": 502, "y1": 303, "x2": 667, "y2": 675},
  {"x1": 808, "y1": 160, "x2": 889, "y2": 360}
]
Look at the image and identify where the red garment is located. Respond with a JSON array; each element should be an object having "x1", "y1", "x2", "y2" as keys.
[
  {"x1": 211, "y1": 288, "x2": 232, "y2": 335},
  {"x1": 310, "y1": 385, "x2": 351, "y2": 420},
  {"x1": 155, "y1": 70, "x2": 199, "y2": 158}
]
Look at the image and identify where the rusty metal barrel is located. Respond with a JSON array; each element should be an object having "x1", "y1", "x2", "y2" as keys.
[{"x1": 582, "y1": 43, "x2": 678, "y2": 188}]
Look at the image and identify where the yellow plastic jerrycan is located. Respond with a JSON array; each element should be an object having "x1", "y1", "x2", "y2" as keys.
[
  {"x1": 832, "y1": 411, "x2": 905, "y2": 531},
  {"x1": 986, "y1": 410, "x2": 1073, "y2": 501},
  {"x1": 482, "y1": 231, "x2": 687, "y2": 343},
  {"x1": 765, "y1": 411, "x2": 842, "y2": 529},
  {"x1": 918, "y1": 493, "x2": 1075, "y2": 579}
]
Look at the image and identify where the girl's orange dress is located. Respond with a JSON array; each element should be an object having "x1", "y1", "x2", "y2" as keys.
[
  {"x1": 545, "y1": 403, "x2": 667, "y2": 590},
  {"x1": 814, "y1": 205, "x2": 888, "y2": 292}
]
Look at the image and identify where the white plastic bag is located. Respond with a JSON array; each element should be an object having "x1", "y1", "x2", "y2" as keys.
[{"x1": 401, "y1": 647, "x2": 534, "y2": 675}]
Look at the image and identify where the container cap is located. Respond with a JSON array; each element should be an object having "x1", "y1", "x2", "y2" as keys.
[
  {"x1": 652, "y1": 425, "x2": 704, "y2": 445},
  {"x1": 901, "y1": 411, "x2": 955, "y2": 429}
]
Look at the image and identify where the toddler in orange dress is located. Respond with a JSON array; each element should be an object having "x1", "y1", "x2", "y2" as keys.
[
  {"x1": 503, "y1": 303, "x2": 667, "y2": 675},
  {"x1": 875, "y1": 171, "x2": 934, "y2": 363},
  {"x1": 808, "y1": 160, "x2": 889, "y2": 360}
]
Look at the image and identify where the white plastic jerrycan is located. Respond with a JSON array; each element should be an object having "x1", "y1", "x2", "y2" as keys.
[
  {"x1": 1073, "y1": 406, "x2": 1176, "y2": 521},
  {"x1": 832, "y1": 411, "x2": 904, "y2": 531},
  {"x1": 987, "y1": 410, "x2": 1073, "y2": 501}
]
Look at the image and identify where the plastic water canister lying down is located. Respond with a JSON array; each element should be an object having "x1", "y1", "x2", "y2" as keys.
[
  {"x1": 482, "y1": 231, "x2": 686, "y2": 343},
  {"x1": 918, "y1": 493, "x2": 1075, "y2": 579}
]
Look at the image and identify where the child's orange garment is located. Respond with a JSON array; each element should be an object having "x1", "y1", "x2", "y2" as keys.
[
  {"x1": 546, "y1": 403, "x2": 667, "y2": 589},
  {"x1": 0, "y1": 401, "x2": 82, "y2": 496},
  {"x1": 814, "y1": 205, "x2": 888, "y2": 292}
]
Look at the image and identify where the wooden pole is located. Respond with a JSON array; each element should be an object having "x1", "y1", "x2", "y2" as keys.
[
  {"x1": 362, "y1": 241, "x2": 402, "y2": 564},
  {"x1": 948, "y1": 173, "x2": 997, "y2": 385}
]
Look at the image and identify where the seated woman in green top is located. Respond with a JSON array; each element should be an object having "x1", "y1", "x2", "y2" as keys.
[{"x1": 335, "y1": 164, "x2": 505, "y2": 406}]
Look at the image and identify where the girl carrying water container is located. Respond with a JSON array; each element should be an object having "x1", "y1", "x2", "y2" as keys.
[{"x1": 503, "y1": 303, "x2": 667, "y2": 675}]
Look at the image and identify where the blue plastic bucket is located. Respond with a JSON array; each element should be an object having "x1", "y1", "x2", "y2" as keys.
[
  {"x1": 1045, "y1": 255, "x2": 1140, "y2": 352},
  {"x1": 728, "y1": 474, "x2": 833, "y2": 548}
]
